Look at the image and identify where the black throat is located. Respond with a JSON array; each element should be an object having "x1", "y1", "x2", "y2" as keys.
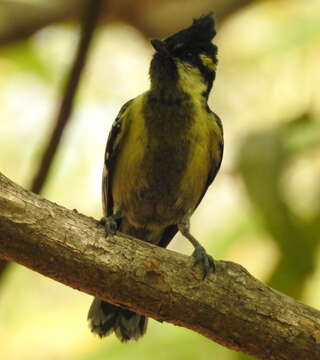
[{"x1": 142, "y1": 65, "x2": 195, "y2": 201}]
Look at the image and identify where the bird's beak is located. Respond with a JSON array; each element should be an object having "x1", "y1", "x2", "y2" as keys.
[{"x1": 150, "y1": 39, "x2": 170, "y2": 56}]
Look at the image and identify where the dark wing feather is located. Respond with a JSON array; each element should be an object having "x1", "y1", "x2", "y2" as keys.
[
  {"x1": 158, "y1": 112, "x2": 223, "y2": 249},
  {"x1": 102, "y1": 99, "x2": 133, "y2": 217}
]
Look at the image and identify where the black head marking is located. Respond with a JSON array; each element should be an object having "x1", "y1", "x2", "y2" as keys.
[
  {"x1": 149, "y1": 13, "x2": 218, "y2": 96},
  {"x1": 164, "y1": 13, "x2": 216, "y2": 54}
]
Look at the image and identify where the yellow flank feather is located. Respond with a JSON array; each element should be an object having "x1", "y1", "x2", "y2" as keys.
[{"x1": 111, "y1": 94, "x2": 148, "y2": 218}]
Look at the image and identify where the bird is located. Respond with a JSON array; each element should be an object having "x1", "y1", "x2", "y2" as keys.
[{"x1": 87, "y1": 12, "x2": 223, "y2": 342}]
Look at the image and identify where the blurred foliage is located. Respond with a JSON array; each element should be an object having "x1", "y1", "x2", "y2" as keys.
[
  {"x1": 237, "y1": 113, "x2": 320, "y2": 298},
  {"x1": 0, "y1": 0, "x2": 320, "y2": 360},
  {"x1": 0, "y1": 40, "x2": 53, "y2": 81},
  {"x1": 75, "y1": 322, "x2": 230, "y2": 360}
]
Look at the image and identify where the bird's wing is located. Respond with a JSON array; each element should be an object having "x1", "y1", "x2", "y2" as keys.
[
  {"x1": 158, "y1": 112, "x2": 223, "y2": 249},
  {"x1": 102, "y1": 99, "x2": 133, "y2": 217}
]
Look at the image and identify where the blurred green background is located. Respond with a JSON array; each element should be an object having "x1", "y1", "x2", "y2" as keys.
[{"x1": 0, "y1": 0, "x2": 320, "y2": 359}]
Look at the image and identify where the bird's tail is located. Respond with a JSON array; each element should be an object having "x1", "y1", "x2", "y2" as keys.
[{"x1": 87, "y1": 297, "x2": 148, "y2": 342}]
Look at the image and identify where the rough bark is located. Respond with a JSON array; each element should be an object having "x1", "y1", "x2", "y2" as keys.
[
  {"x1": 0, "y1": 171, "x2": 320, "y2": 359},
  {"x1": 0, "y1": 0, "x2": 105, "y2": 285}
]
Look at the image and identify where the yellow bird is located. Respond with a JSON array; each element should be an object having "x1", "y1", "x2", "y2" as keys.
[{"x1": 88, "y1": 13, "x2": 223, "y2": 342}]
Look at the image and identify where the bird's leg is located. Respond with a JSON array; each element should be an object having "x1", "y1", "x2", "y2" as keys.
[
  {"x1": 178, "y1": 215, "x2": 215, "y2": 279},
  {"x1": 99, "y1": 211, "x2": 122, "y2": 236}
]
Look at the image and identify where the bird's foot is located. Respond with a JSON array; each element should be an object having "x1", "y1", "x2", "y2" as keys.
[
  {"x1": 192, "y1": 246, "x2": 215, "y2": 279},
  {"x1": 99, "y1": 215, "x2": 118, "y2": 236}
]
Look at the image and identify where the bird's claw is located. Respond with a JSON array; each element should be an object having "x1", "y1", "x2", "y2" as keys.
[
  {"x1": 99, "y1": 216, "x2": 118, "y2": 236},
  {"x1": 192, "y1": 246, "x2": 215, "y2": 279}
]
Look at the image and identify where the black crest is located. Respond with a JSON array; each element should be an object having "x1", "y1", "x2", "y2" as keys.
[{"x1": 164, "y1": 13, "x2": 216, "y2": 52}]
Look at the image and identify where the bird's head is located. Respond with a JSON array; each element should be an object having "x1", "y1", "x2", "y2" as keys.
[{"x1": 149, "y1": 13, "x2": 218, "y2": 100}]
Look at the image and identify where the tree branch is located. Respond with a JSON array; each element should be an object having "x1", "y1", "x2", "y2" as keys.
[
  {"x1": 0, "y1": 0, "x2": 253, "y2": 46},
  {"x1": 30, "y1": 0, "x2": 104, "y2": 193},
  {"x1": 0, "y1": 171, "x2": 320, "y2": 359},
  {"x1": 0, "y1": 0, "x2": 105, "y2": 288}
]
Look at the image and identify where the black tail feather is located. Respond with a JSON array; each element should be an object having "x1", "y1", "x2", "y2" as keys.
[{"x1": 87, "y1": 298, "x2": 148, "y2": 342}]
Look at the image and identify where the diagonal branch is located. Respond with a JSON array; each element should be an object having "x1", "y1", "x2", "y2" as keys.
[
  {"x1": 0, "y1": 171, "x2": 320, "y2": 360},
  {"x1": 30, "y1": 0, "x2": 105, "y2": 193}
]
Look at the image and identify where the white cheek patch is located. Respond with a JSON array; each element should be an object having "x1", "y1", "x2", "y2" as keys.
[{"x1": 199, "y1": 54, "x2": 217, "y2": 72}]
